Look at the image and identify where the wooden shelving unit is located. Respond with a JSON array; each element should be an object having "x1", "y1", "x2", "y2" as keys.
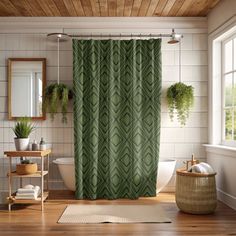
[{"x1": 4, "y1": 149, "x2": 51, "y2": 211}]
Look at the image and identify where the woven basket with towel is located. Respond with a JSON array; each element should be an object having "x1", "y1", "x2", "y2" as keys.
[{"x1": 175, "y1": 155, "x2": 217, "y2": 214}]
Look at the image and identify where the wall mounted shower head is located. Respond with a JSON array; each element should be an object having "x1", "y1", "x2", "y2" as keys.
[{"x1": 168, "y1": 29, "x2": 182, "y2": 44}]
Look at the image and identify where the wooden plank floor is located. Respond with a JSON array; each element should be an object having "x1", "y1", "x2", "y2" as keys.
[{"x1": 0, "y1": 191, "x2": 236, "y2": 236}]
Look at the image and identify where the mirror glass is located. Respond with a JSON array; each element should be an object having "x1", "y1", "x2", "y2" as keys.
[{"x1": 8, "y1": 59, "x2": 46, "y2": 120}]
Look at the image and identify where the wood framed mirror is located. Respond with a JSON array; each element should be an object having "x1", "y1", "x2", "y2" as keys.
[{"x1": 8, "y1": 58, "x2": 46, "y2": 120}]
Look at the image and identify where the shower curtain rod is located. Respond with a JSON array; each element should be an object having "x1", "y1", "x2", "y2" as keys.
[{"x1": 69, "y1": 33, "x2": 175, "y2": 38}]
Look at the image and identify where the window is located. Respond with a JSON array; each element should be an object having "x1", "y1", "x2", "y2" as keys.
[{"x1": 222, "y1": 34, "x2": 236, "y2": 144}]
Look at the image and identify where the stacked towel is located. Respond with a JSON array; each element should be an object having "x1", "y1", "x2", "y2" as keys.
[
  {"x1": 15, "y1": 185, "x2": 41, "y2": 200},
  {"x1": 188, "y1": 162, "x2": 215, "y2": 174}
]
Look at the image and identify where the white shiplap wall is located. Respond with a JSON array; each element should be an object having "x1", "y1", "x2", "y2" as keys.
[{"x1": 0, "y1": 17, "x2": 208, "y2": 201}]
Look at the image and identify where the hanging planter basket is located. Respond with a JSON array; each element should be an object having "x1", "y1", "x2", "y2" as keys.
[
  {"x1": 45, "y1": 33, "x2": 72, "y2": 123},
  {"x1": 43, "y1": 83, "x2": 73, "y2": 123},
  {"x1": 166, "y1": 82, "x2": 194, "y2": 126}
]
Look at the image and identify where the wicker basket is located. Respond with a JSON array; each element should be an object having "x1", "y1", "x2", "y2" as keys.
[
  {"x1": 176, "y1": 168, "x2": 217, "y2": 214},
  {"x1": 16, "y1": 163, "x2": 38, "y2": 175}
]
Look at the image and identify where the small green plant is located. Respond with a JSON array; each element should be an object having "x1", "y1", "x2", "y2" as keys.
[
  {"x1": 21, "y1": 159, "x2": 32, "y2": 164},
  {"x1": 166, "y1": 82, "x2": 194, "y2": 126},
  {"x1": 43, "y1": 83, "x2": 73, "y2": 123},
  {"x1": 12, "y1": 117, "x2": 35, "y2": 138}
]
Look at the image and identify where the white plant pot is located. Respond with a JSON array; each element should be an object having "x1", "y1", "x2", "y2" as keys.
[{"x1": 14, "y1": 138, "x2": 29, "y2": 151}]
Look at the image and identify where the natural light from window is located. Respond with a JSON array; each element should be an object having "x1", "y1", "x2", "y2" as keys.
[{"x1": 223, "y1": 34, "x2": 236, "y2": 143}]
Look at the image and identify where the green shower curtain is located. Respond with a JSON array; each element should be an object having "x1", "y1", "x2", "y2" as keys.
[{"x1": 73, "y1": 39, "x2": 162, "y2": 199}]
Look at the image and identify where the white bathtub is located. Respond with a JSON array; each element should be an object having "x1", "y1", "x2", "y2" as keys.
[{"x1": 53, "y1": 158, "x2": 176, "y2": 194}]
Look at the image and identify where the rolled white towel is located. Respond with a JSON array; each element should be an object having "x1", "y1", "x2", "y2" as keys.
[
  {"x1": 199, "y1": 162, "x2": 215, "y2": 174},
  {"x1": 188, "y1": 162, "x2": 215, "y2": 174}
]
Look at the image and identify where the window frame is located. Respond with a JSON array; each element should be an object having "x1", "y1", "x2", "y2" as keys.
[{"x1": 222, "y1": 33, "x2": 236, "y2": 146}]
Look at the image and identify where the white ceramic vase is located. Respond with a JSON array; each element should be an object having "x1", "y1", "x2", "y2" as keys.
[{"x1": 14, "y1": 138, "x2": 29, "y2": 151}]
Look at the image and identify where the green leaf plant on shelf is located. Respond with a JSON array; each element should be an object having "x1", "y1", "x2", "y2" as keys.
[
  {"x1": 43, "y1": 83, "x2": 73, "y2": 123},
  {"x1": 166, "y1": 82, "x2": 194, "y2": 126}
]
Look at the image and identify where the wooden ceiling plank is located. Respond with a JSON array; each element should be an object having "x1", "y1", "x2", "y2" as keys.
[
  {"x1": 167, "y1": 0, "x2": 185, "y2": 16},
  {"x1": 138, "y1": 0, "x2": 151, "y2": 16},
  {"x1": 43, "y1": 0, "x2": 61, "y2": 16},
  {"x1": 124, "y1": 0, "x2": 133, "y2": 16},
  {"x1": 0, "y1": 0, "x2": 222, "y2": 17},
  {"x1": 117, "y1": 0, "x2": 125, "y2": 16},
  {"x1": 35, "y1": 0, "x2": 54, "y2": 16},
  {"x1": 146, "y1": 0, "x2": 160, "y2": 16},
  {"x1": 26, "y1": 0, "x2": 46, "y2": 16},
  {"x1": 99, "y1": 0, "x2": 108, "y2": 16},
  {"x1": 52, "y1": 0, "x2": 71, "y2": 16},
  {"x1": 0, "y1": 4, "x2": 9, "y2": 16},
  {"x1": 108, "y1": 0, "x2": 117, "y2": 16},
  {"x1": 9, "y1": 0, "x2": 32, "y2": 16},
  {"x1": 131, "y1": 0, "x2": 142, "y2": 16},
  {"x1": 63, "y1": 0, "x2": 77, "y2": 16},
  {"x1": 161, "y1": 0, "x2": 176, "y2": 16},
  {"x1": 80, "y1": 0, "x2": 93, "y2": 16},
  {"x1": 200, "y1": 0, "x2": 220, "y2": 16},
  {"x1": 89, "y1": 0, "x2": 100, "y2": 16},
  {"x1": 71, "y1": 0, "x2": 85, "y2": 16},
  {"x1": 176, "y1": 0, "x2": 195, "y2": 16},
  {"x1": 154, "y1": 0, "x2": 168, "y2": 16},
  {"x1": 0, "y1": 0, "x2": 21, "y2": 16},
  {"x1": 186, "y1": 0, "x2": 208, "y2": 16}
]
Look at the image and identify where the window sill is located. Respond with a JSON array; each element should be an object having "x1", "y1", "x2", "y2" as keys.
[{"x1": 203, "y1": 144, "x2": 236, "y2": 158}]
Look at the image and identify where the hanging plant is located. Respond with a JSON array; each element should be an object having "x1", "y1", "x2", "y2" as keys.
[
  {"x1": 43, "y1": 83, "x2": 73, "y2": 123},
  {"x1": 166, "y1": 82, "x2": 194, "y2": 126}
]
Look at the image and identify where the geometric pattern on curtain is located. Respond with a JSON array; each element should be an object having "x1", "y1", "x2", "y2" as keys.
[{"x1": 73, "y1": 39, "x2": 162, "y2": 199}]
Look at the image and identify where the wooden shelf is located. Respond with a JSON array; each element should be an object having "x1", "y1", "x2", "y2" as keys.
[
  {"x1": 5, "y1": 150, "x2": 51, "y2": 211},
  {"x1": 8, "y1": 171, "x2": 48, "y2": 178},
  {"x1": 4, "y1": 149, "x2": 51, "y2": 157},
  {"x1": 9, "y1": 192, "x2": 49, "y2": 204}
]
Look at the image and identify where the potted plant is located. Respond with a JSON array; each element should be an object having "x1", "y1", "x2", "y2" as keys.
[
  {"x1": 166, "y1": 82, "x2": 194, "y2": 126},
  {"x1": 43, "y1": 83, "x2": 73, "y2": 123},
  {"x1": 12, "y1": 117, "x2": 35, "y2": 151}
]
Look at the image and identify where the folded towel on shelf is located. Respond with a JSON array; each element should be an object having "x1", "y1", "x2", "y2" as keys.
[
  {"x1": 17, "y1": 185, "x2": 40, "y2": 194},
  {"x1": 16, "y1": 185, "x2": 41, "y2": 200},
  {"x1": 188, "y1": 162, "x2": 215, "y2": 174}
]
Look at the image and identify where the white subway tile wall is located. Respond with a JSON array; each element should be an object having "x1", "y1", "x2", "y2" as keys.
[{"x1": 0, "y1": 32, "x2": 207, "y2": 200}]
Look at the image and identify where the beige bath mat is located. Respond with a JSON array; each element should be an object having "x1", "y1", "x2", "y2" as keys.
[{"x1": 58, "y1": 204, "x2": 171, "y2": 224}]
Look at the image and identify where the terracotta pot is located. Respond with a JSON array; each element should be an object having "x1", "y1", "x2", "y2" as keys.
[{"x1": 16, "y1": 163, "x2": 38, "y2": 175}]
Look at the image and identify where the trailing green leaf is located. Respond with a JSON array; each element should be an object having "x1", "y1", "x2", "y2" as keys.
[
  {"x1": 166, "y1": 82, "x2": 194, "y2": 126},
  {"x1": 43, "y1": 83, "x2": 72, "y2": 123},
  {"x1": 12, "y1": 117, "x2": 35, "y2": 138}
]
